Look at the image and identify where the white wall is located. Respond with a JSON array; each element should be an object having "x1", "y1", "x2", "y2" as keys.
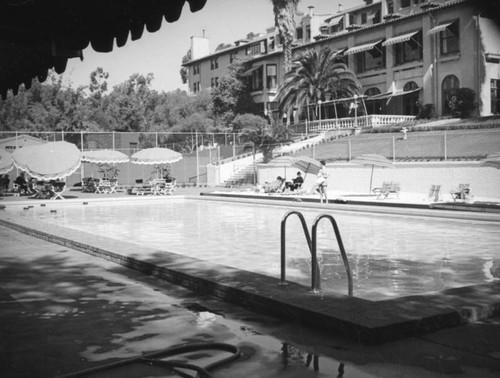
[{"x1": 258, "y1": 161, "x2": 500, "y2": 200}]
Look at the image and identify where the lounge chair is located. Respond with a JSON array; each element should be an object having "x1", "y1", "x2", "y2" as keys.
[
  {"x1": 450, "y1": 184, "x2": 470, "y2": 202},
  {"x1": 428, "y1": 185, "x2": 442, "y2": 202},
  {"x1": 372, "y1": 181, "x2": 392, "y2": 199},
  {"x1": 377, "y1": 182, "x2": 400, "y2": 200},
  {"x1": 163, "y1": 180, "x2": 176, "y2": 195},
  {"x1": 262, "y1": 179, "x2": 285, "y2": 194}
]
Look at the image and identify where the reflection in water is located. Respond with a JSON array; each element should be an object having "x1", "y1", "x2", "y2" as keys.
[
  {"x1": 281, "y1": 343, "x2": 346, "y2": 377},
  {"x1": 12, "y1": 199, "x2": 500, "y2": 300}
]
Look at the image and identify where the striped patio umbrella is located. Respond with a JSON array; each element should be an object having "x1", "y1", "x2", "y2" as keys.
[
  {"x1": 351, "y1": 154, "x2": 395, "y2": 193},
  {"x1": 0, "y1": 149, "x2": 14, "y2": 174},
  {"x1": 268, "y1": 156, "x2": 322, "y2": 180},
  {"x1": 12, "y1": 141, "x2": 81, "y2": 180},
  {"x1": 481, "y1": 152, "x2": 500, "y2": 169}
]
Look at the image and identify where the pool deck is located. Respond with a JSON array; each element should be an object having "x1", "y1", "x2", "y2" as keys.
[{"x1": 1, "y1": 188, "x2": 500, "y2": 345}]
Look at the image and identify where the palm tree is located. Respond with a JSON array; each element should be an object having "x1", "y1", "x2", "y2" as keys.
[
  {"x1": 276, "y1": 46, "x2": 361, "y2": 121},
  {"x1": 271, "y1": 0, "x2": 301, "y2": 73}
]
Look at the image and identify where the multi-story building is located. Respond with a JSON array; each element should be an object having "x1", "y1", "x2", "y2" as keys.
[{"x1": 183, "y1": 0, "x2": 500, "y2": 121}]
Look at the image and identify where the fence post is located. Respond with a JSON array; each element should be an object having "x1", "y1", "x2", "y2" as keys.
[
  {"x1": 348, "y1": 139, "x2": 352, "y2": 161},
  {"x1": 392, "y1": 136, "x2": 396, "y2": 162},
  {"x1": 112, "y1": 131, "x2": 115, "y2": 150},
  {"x1": 444, "y1": 131, "x2": 447, "y2": 161}
]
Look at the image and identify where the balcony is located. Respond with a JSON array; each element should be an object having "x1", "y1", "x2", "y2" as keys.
[{"x1": 300, "y1": 114, "x2": 416, "y2": 133}]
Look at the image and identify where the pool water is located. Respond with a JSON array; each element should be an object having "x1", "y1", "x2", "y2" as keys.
[{"x1": 5, "y1": 198, "x2": 500, "y2": 300}]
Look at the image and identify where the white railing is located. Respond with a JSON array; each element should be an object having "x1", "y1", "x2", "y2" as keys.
[{"x1": 307, "y1": 114, "x2": 416, "y2": 132}]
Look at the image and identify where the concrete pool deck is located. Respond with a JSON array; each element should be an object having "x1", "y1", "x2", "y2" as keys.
[{"x1": 1, "y1": 188, "x2": 500, "y2": 346}]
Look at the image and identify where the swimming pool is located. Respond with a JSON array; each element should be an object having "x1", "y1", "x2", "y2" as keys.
[{"x1": 3, "y1": 198, "x2": 500, "y2": 300}]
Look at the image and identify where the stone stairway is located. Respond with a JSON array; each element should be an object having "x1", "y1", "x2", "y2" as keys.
[{"x1": 223, "y1": 164, "x2": 257, "y2": 187}]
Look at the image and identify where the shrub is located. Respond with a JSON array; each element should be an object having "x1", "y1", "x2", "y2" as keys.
[
  {"x1": 417, "y1": 103, "x2": 435, "y2": 119},
  {"x1": 447, "y1": 88, "x2": 477, "y2": 118}
]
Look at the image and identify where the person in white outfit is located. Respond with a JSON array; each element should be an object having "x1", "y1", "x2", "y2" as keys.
[{"x1": 315, "y1": 160, "x2": 328, "y2": 204}]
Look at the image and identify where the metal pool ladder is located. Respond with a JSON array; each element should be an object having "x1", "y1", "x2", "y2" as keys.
[{"x1": 280, "y1": 211, "x2": 353, "y2": 296}]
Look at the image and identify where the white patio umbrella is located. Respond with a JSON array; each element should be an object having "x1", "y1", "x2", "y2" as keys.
[
  {"x1": 351, "y1": 153, "x2": 395, "y2": 193},
  {"x1": 12, "y1": 141, "x2": 81, "y2": 180},
  {"x1": 130, "y1": 147, "x2": 182, "y2": 165},
  {"x1": 81, "y1": 149, "x2": 129, "y2": 164},
  {"x1": 131, "y1": 147, "x2": 182, "y2": 179},
  {"x1": 0, "y1": 149, "x2": 14, "y2": 174}
]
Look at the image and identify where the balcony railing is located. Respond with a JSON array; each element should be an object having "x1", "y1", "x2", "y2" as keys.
[{"x1": 305, "y1": 114, "x2": 416, "y2": 133}]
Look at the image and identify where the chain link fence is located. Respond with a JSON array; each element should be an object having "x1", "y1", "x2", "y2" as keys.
[{"x1": 1, "y1": 128, "x2": 499, "y2": 186}]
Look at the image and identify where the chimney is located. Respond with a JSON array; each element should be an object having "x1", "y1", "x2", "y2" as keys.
[
  {"x1": 308, "y1": 6, "x2": 314, "y2": 17},
  {"x1": 338, "y1": 3, "x2": 343, "y2": 13}
]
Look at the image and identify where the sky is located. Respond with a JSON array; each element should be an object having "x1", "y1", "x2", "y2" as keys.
[{"x1": 62, "y1": 0, "x2": 364, "y2": 93}]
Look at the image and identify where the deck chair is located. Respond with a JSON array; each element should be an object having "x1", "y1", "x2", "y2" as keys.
[
  {"x1": 428, "y1": 185, "x2": 442, "y2": 202},
  {"x1": 81, "y1": 177, "x2": 97, "y2": 193},
  {"x1": 379, "y1": 182, "x2": 400, "y2": 199},
  {"x1": 372, "y1": 181, "x2": 393, "y2": 199},
  {"x1": 50, "y1": 182, "x2": 66, "y2": 200},
  {"x1": 95, "y1": 179, "x2": 111, "y2": 194},
  {"x1": 450, "y1": 184, "x2": 470, "y2": 202},
  {"x1": 108, "y1": 179, "x2": 118, "y2": 194},
  {"x1": 163, "y1": 180, "x2": 176, "y2": 195}
]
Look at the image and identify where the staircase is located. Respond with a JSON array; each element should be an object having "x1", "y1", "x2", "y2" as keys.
[{"x1": 223, "y1": 164, "x2": 256, "y2": 187}]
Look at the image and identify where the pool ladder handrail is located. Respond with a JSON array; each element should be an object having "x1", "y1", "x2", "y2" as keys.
[{"x1": 280, "y1": 211, "x2": 353, "y2": 296}]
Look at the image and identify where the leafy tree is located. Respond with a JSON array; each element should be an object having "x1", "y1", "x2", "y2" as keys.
[
  {"x1": 236, "y1": 113, "x2": 288, "y2": 162},
  {"x1": 89, "y1": 67, "x2": 109, "y2": 102},
  {"x1": 275, "y1": 46, "x2": 361, "y2": 121},
  {"x1": 180, "y1": 49, "x2": 191, "y2": 84},
  {"x1": 211, "y1": 60, "x2": 253, "y2": 126},
  {"x1": 271, "y1": 0, "x2": 301, "y2": 72}
]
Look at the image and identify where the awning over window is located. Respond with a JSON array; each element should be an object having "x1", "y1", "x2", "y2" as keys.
[
  {"x1": 427, "y1": 22, "x2": 454, "y2": 35},
  {"x1": 365, "y1": 87, "x2": 422, "y2": 101},
  {"x1": 382, "y1": 31, "x2": 419, "y2": 46},
  {"x1": 344, "y1": 39, "x2": 384, "y2": 55},
  {"x1": 325, "y1": 15, "x2": 343, "y2": 26},
  {"x1": 241, "y1": 65, "x2": 263, "y2": 77}
]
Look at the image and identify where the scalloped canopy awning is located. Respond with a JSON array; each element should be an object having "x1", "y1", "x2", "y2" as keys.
[{"x1": 0, "y1": 0, "x2": 207, "y2": 99}]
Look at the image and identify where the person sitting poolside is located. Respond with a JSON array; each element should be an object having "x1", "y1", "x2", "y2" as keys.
[
  {"x1": 291, "y1": 172, "x2": 304, "y2": 191},
  {"x1": 257, "y1": 176, "x2": 286, "y2": 194}
]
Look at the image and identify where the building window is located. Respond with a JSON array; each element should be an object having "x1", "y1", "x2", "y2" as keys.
[
  {"x1": 401, "y1": 0, "x2": 411, "y2": 8},
  {"x1": 193, "y1": 64, "x2": 199, "y2": 75},
  {"x1": 387, "y1": 1, "x2": 394, "y2": 14},
  {"x1": 296, "y1": 27, "x2": 303, "y2": 40},
  {"x1": 246, "y1": 42, "x2": 266, "y2": 56},
  {"x1": 266, "y1": 64, "x2": 277, "y2": 89},
  {"x1": 440, "y1": 20, "x2": 459, "y2": 55},
  {"x1": 306, "y1": 25, "x2": 311, "y2": 40},
  {"x1": 269, "y1": 36, "x2": 275, "y2": 50},
  {"x1": 193, "y1": 82, "x2": 200, "y2": 93},
  {"x1": 361, "y1": 13, "x2": 367, "y2": 24},
  {"x1": 394, "y1": 31, "x2": 423, "y2": 65},
  {"x1": 210, "y1": 57, "x2": 218, "y2": 70},
  {"x1": 373, "y1": 10, "x2": 381, "y2": 24},
  {"x1": 230, "y1": 53, "x2": 236, "y2": 64},
  {"x1": 356, "y1": 45, "x2": 386, "y2": 73},
  {"x1": 129, "y1": 142, "x2": 138, "y2": 154},
  {"x1": 349, "y1": 14, "x2": 356, "y2": 25},
  {"x1": 491, "y1": 79, "x2": 500, "y2": 114},
  {"x1": 442, "y1": 75, "x2": 459, "y2": 115},
  {"x1": 251, "y1": 66, "x2": 264, "y2": 91}
]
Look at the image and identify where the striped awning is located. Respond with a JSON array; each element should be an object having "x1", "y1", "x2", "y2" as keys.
[
  {"x1": 241, "y1": 65, "x2": 263, "y2": 77},
  {"x1": 344, "y1": 39, "x2": 384, "y2": 55},
  {"x1": 382, "y1": 31, "x2": 419, "y2": 46},
  {"x1": 427, "y1": 22, "x2": 454, "y2": 35}
]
